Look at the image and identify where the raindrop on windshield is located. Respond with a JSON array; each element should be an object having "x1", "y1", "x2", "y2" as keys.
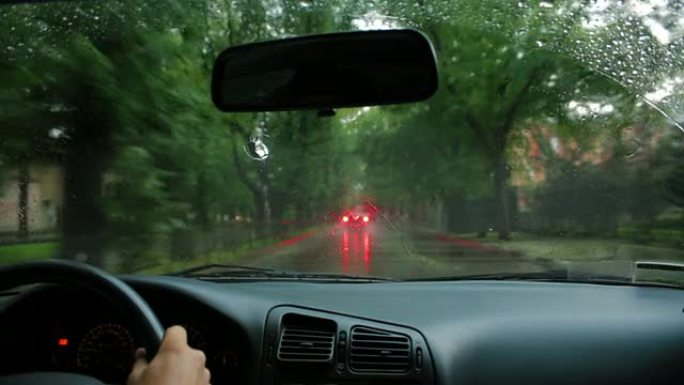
[
  {"x1": 244, "y1": 127, "x2": 270, "y2": 161},
  {"x1": 624, "y1": 139, "x2": 641, "y2": 159}
]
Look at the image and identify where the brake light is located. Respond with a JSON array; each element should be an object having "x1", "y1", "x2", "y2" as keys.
[
  {"x1": 342, "y1": 216, "x2": 349, "y2": 223},
  {"x1": 362, "y1": 216, "x2": 369, "y2": 222}
]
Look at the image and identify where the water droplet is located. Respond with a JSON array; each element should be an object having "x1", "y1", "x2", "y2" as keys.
[{"x1": 244, "y1": 133, "x2": 270, "y2": 161}]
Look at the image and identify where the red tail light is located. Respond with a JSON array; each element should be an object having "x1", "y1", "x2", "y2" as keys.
[
  {"x1": 342, "y1": 216, "x2": 349, "y2": 223},
  {"x1": 362, "y1": 216, "x2": 369, "y2": 222}
]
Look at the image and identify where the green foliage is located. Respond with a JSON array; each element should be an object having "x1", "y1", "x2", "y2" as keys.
[{"x1": 0, "y1": 242, "x2": 59, "y2": 265}]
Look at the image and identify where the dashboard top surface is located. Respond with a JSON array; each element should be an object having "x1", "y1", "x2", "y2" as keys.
[{"x1": 125, "y1": 275, "x2": 684, "y2": 323}]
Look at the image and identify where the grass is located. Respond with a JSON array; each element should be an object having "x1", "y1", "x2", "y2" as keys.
[
  {"x1": 617, "y1": 226, "x2": 684, "y2": 246},
  {"x1": 129, "y1": 226, "x2": 320, "y2": 274},
  {"x1": 133, "y1": 236, "x2": 279, "y2": 275},
  {"x1": 0, "y1": 242, "x2": 59, "y2": 265},
  {"x1": 0, "y1": 227, "x2": 316, "y2": 274},
  {"x1": 469, "y1": 232, "x2": 684, "y2": 262},
  {"x1": 0, "y1": 239, "x2": 271, "y2": 275}
]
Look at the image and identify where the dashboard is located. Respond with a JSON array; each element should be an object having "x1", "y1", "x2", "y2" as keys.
[{"x1": 3, "y1": 276, "x2": 684, "y2": 385}]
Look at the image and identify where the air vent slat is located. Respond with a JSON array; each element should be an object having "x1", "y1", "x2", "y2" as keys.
[
  {"x1": 351, "y1": 361, "x2": 412, "y2": 366},
  {"x1": 280, "y1": 353, "x2": 332, "y2": 358},
  {"x1": 351, "y1": 341, "x2": 409, "y2": 348},
  {"x1": 282, "y1": 340, "x2": 333, "y2": 344},
  {"x1": 349, "y1": 327, "x2": 411, "y2": 373},
  {"x1": 283, "y1": 329, "x2": 334, "y2": 336},
  {"x1": 349, "y1": 352, "x2": 410, "y2": 358},
  {"x1": 350, "y1": 355, "x2": 409, "y2": 360},
  {"x1": 283, "y1": 335, "x2": 333, "y2": 342},
  {"x1": 351, "y1": 334, "x2": 409, "y2": 342},
  {"x1": 277, "y1": 318, "x2": 335, "y2": 363}
]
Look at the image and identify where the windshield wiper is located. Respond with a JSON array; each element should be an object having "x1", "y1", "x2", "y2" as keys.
[
  {"x1": 409, "y1": 270, "x2": 683, "y2": 289},
  {"x1": 282, "y1": 272, "x2": 400, "y2": 282},
  {"x1": 406, "y1": 270, "x2": 569, "y2": 282},
  {"x1": 168, "y1": 263, "x2": 397, "y2": 282},
  {"x1": 168, "y1": 263, "x2": 276, "y2": 277}
]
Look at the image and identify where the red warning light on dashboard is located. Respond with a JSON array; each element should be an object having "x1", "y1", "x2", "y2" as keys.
[{"x1": 58, "y1": 338, "x2": 69, "y2": 347}]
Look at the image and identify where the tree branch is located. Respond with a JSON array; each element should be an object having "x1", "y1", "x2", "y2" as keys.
[
  {"x1": 465, "y1": 110, "x2": 495, "y2": 159},
  {"x1": 496, "y1": 67, "x2": 541, "y2": 143}
]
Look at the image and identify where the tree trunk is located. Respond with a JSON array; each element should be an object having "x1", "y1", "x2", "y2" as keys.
[
  {"x1": 61, "y1": 161, "x2": 107, "y2": 263},
  {"x1": 257, "y1": 163, "x2": 272, "y2": 235},
  {"x1": 60, "y1": 112, "x2": 110, "y2": 265},
  {"x1": 17, "y1": 162, "x2": 29, "y2": 240},
  {"x1": 493, "y1": 157, "x2": 512, "y2": 240},
  {"x1": 195, "y1": 171, "x2": 210, "y2": 229}
]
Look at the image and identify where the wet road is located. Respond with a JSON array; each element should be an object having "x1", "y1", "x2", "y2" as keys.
[{"x1": 244, "y1": 223, "x2": 552, "y2": 279}]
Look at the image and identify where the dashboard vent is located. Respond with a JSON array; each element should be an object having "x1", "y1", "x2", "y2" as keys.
[
  {"x1": 277, "y1": 314, "x2": 335, "y2": 362},
  {"x1": 349, "y1": 326, "x2": 411, "y2": 372}
]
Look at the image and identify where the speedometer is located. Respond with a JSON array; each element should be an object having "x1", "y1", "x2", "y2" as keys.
[{"x1": 76, "y1": 323, "x2": 135, "y2": 383}]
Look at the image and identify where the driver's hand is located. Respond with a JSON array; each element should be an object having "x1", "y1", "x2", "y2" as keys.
[{"x1": 127, "y1": 326, "x2": 211, "y2": 385}]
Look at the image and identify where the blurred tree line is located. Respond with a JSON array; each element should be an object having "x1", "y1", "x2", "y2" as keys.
[
  {"x1": 0, "y1": 0, "x2": 682, "y2": 269},
  {"x1": 353, "y1": 0, "x2": 684, "y2": 242}
]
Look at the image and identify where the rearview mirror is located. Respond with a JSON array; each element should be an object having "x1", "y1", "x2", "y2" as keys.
[{"x1": 211, "y1": 29, "x2": 438, "y2": 112}]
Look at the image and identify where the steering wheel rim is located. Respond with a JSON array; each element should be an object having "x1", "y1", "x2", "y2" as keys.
[{"x1": 0, "y1": 260, "x2": 164, "y2": 382}]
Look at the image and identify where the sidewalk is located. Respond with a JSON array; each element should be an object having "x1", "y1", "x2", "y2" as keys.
[{"x1": 409, "y1": 227, "x2": 521, "y2": 256}]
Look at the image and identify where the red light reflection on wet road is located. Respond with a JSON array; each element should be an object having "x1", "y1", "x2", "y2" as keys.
[
  {"x1": 276, "y1": 231, "x2": 315, "y2": 247},
  {"x1": 339, "y1": 230, "x2": 372, "y2": 274},
  {"x1": 342, "y1": 230, "x2": 350, "y2": 271},
  {"x1": 363, "y1": 231, "x2": 371, "y2": 272}
]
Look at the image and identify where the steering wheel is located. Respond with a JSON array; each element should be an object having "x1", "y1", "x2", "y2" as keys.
[{"x1": 0, "y1": 260, "x2": 164, "y2": 385}]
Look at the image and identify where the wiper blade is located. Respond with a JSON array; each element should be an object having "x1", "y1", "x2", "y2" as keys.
[
  {"x1": 168, "y1": 263, "x2": 275, "y2": 277},
  {"x1": 287, "y1": 272, "x2": 399, "y2": 282},
  {"x1": 407, "y1": 270, "x2": 569, "y2": 282},
  {"x1": 169, "y1": 264, "x2": 397, "y2": 282},
  {"x1": 409, "y1": 270, "x2": 683, "y2": 289}
]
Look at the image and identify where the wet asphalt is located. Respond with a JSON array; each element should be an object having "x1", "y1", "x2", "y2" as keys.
[{"x1": 244, "y1": 223, "x2": 552, "y2": 279}]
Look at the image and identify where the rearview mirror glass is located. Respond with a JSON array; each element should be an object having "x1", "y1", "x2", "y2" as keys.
[{"x1": 211, "y1": 29, "x2": 438, "y2": 112}]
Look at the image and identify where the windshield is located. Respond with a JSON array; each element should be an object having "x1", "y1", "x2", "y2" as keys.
[{"x1": 1, "y1": 0, "x2": 683, "y2": 283}]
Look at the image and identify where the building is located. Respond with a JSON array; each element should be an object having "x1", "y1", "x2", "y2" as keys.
[{"x1": 0, "y1": 164, "x2": 63, "y2": 237}]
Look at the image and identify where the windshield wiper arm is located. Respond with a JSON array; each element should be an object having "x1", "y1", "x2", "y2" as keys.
[
  {"x1": 409, "y1": 270, "x2": 683, "y2": 289},
  {"x1": 168, "y1": 263, "x2": 397, "y2": 282},
  {"x1": 168, "y1": 263, "x2": 276, "y2": 277},
  {"x1": 406, "y1": 270, "x2": 570, "y2": 282},
  {"x1": 287, "y1": 272, "x2": 400, "y2": 282}
]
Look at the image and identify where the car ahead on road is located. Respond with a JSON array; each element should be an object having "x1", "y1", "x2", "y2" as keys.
[
  {"x1": 2, "y1": 1, "x2": 684, "y2": 385},
  {"x1": 340, "y1": 209, "x2": 372, "y2": 229}
]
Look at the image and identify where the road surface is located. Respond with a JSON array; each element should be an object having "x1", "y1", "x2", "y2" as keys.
[{"x1": 241, "y1": 223, "x2": 553, "y2": 279}]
